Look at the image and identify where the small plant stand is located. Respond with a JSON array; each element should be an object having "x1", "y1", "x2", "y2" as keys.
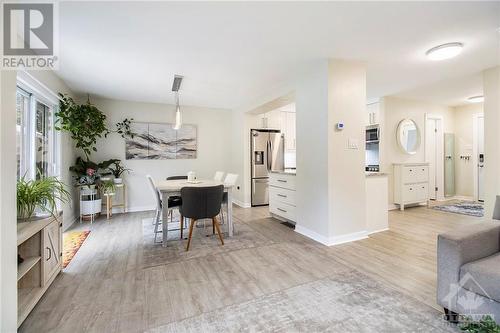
[{"x1": 102, "y1": 183, "x2": 127, "y2": 219}]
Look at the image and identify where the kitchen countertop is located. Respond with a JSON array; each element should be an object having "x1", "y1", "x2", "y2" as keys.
[
  {"x1": 365, "y1": 172, "x2": 388, "y2": 177},
  {"x1": 271, "y1": 169, "x2": 296, "y2": 175}
]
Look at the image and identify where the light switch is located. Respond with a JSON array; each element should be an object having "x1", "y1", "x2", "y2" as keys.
[{"x1": 348, "y1": 138, "x2": 359, "y2": 150}]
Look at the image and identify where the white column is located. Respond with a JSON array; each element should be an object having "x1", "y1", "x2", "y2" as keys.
[
  {"x1": 1, "y1": 70, "x2": 19, "y2": 332},
  {"x1": 483, "y1": 66, "x2": 500, "y2": 218},
  {"x1": 295, "y1": 60, "x2": 367, "y2": 245}
]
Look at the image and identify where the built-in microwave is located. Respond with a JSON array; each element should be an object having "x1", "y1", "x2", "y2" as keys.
[{"x1": 366, "y1": 125, "x2": 380, "y2": 143}]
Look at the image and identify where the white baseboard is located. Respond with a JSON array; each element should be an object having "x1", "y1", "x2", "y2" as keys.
[
  {"x1": 368, "y1": 227, "x2": 389, "y2": 235},
  {"x1": 388, "y1": 204, "x2": 398, "y2": 211},
  {"x1": 295, "y1": 224, "x2": 368, "y2": 246},
  {"x1": 233, "y1": 199, "x2": 251, "y2": 208},
  {"x1": 449, "y1": 195, "x2": 474, "y2": 201},
  {"x1": 125, "y1": 205, "x2": 155, "y2": 213}
]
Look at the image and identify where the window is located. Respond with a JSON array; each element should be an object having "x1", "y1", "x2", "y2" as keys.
[{"x1": 16, "y1": 83, "x2": 59, "y2": 181}]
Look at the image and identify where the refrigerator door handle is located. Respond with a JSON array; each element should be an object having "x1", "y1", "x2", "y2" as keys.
[{"x1": 267, "y1": 140, "x2": 271, "y2": 171}]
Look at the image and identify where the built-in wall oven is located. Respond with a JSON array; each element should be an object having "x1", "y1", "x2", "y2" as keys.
[
  {"x1": 366, "y1": 125, "x2": 380, "y2": 143},
  {"x1": 365, "y1": 125, "x2": 380, "y2": 172}
]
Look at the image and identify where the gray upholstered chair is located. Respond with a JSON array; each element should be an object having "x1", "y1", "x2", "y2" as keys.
[
  {"x1": 437, "y1": 222, "x2": 500, "y2": 323},
  {"x1": 167, "y1": 175, "x2": 188, "y2": 180},
  {"x1": 180, "y1": 185, "x2": 224, "y2": 251}
]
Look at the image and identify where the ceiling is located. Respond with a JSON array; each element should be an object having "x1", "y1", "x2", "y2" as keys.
[
  {"x1": 394, "y1": 72, "x2": 484, "y2": 107},
  {"x1": 57, "y1": 2, "x2": 500, "y2": 110}
]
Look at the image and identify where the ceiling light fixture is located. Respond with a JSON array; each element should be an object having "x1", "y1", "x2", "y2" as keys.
[
  {"x1": 426, "y1": 42, "x2": 463, "y2": 61},
  {"x1": 467, "y1": 95, "x2": 484, "y2": 103},
  {"x1": 171, "y1": 75, "x2": 184, "y2": 130}
]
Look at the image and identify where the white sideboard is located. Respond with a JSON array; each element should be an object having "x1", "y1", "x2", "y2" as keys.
[
  {"x1": 393, "y1": 163, "x2": 429, "y2": 211},
  {"x1": 269, "y1": 172, "x2": 296, "y2": 223}
]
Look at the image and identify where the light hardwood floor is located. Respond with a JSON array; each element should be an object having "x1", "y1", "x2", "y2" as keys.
[{"x1": 19, "y1": 203, "x2": 486, "y2": 332}]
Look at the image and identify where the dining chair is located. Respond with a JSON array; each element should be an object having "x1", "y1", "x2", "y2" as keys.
[
  {"x1": 220, "y1": 173, "x2": 239, "y2": 226},
  {"x1": 213, "y1": 171, "x2": 225, "y2": 182},
  {"x1": 146, "y1": 175, "x2": 182, "y2": 243},
  {"x1": 180, "y1": 185, "x2": 224, "y2": 251},
  {"x1": 166, "y1": 175, "x2": 188, "y2": 237}
]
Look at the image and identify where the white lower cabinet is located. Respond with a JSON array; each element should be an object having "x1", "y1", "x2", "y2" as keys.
[
  {"x1": 269, "y1": 172, "x2": 296, "y2": 223},
  {"x1": 393, "y1": 163, "x2": 429, "y2": 210}
]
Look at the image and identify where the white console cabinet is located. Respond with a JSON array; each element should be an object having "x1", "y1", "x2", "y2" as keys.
[{"x1": 393, "y1": 163, "x2": 429, "y2": 211}]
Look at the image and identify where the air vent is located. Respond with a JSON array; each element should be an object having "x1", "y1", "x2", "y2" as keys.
[{"x1": 171, "y1": 75, "x2": 183, "y2": 92}]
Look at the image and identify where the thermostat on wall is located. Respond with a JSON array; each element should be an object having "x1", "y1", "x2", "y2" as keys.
[{"x1": 336, "y1": 122, "x2": 344, "y2": 130}]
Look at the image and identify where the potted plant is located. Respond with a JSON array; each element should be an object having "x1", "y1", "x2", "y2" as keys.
[
  {"x1": 101, "y1": 180, "x2": 116, "y2": 196},
  {"x1": 108, "y1": 160, "x2": 131, "y2": 184},
  {"x1": 17, "y1": 175, "x2": 70, "y2": 220}
]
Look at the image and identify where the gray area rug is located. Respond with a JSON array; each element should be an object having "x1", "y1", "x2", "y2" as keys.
[
  {"x1": 432, "y1": 201, "x2": 484, "y2": 217},
  {"x1": 142, "y1": 217, "x2": 275, "y2": 268},
  {"x1": 147, "y1": 270, "x2": 458, "y2": 333}
]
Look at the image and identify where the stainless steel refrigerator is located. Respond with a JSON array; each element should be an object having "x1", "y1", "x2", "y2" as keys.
[{"x1": 251, "y1": 129, "x2": 284, "y2": 206}]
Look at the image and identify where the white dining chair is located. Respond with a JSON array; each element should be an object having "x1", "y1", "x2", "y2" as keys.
[
  {"x1": 146, "y1": 175, "x2": 163, "y2": 243},
  {"x1": 214, "y1": 171, "x2": 225, "y2": 182},
  {"x1": 147, "y1": 175, "x2": 183, "y2": 243},
  {"x1": 220, "y1": 173, "x2": 239, "y2": 227}
]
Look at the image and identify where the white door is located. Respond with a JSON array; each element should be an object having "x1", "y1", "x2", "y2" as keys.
[
  {"x1": 425, "y1": 117, "x2": 443, "y2": 200},
  {"x1": 478, "y1": 115, "x2": 485, "y2": 202}
]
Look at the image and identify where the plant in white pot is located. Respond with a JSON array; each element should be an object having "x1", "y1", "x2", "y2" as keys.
[
  {"x1": 17, "y1": 174, "x2": 70, "y2": 220},
  {"x1": 108, "y1": 160, "x2": 131, "y2": 184}
]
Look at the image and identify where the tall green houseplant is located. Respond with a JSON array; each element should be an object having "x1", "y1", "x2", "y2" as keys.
[{"x1": 55, "y1": 94, "x2": 109, "y2": 160}]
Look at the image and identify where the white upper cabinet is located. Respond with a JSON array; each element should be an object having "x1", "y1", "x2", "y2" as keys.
[
  {"x1": 366, "y1": 102, "x2": 380, "y2": 125},
  {"x1": 261, "y1": 109, "x2": 281, "y2": 129}
]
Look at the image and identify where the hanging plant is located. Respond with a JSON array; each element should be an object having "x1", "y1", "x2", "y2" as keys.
[
  {"x1": 55, "y1": 94, "x2": 109, "y2": 160},
  {"x1": 113, "y1": 118, "x2": 135, "y2": 139}
]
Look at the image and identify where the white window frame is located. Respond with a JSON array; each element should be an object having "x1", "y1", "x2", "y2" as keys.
[{"x1": 16, "y1": 71, "x2": 61, "y2": 180}]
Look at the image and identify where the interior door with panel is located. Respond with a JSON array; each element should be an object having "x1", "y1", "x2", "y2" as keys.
[{"x1": 478, "y1": 115, "x2": 485, "y2": 202}]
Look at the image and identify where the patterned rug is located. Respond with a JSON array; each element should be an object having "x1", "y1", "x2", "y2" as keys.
[
  {"x1": 432, "y1": 201, "x2": 484, "y2": 217},
  {"x1": 142, "y1": 216, "x2": 275, "y2": 268},
  {"x1": 63, "y1": 231, "x2": 90, "y2": 268},
  {"x1": 147, "y1": 270, "x2": 458, "y2": 333}
]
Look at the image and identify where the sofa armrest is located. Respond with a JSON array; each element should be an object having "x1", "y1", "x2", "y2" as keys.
[{"x1": 437, "y1": 223, "x2": 500, "y2": 309}]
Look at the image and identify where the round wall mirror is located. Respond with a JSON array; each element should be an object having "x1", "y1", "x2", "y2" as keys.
[{"x1": 397, "y1": 119, "x2": 420, "y2": 155}]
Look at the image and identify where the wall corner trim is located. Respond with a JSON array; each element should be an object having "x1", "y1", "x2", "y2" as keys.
[{"x1": 295, "y1": 225, "x2": 368, "y2": 246}]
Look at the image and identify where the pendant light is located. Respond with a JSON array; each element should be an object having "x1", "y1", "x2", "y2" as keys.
[
  {"x1": 174, "y1": 91, "x2": 182, "y2": 130},
  {"x1": 171, "y1": 75, "x2": 183, "y2": 130}
]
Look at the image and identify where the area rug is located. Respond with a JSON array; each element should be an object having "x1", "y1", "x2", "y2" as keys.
[
  {"x1": 432, "y1": 201, "x2": 484, "y2": 217},
  {"x1": 142, "y1": 217, "x2": 275, "y2": 268},
  {"x1": 147, "y1": 270, "x2": 458, "y2": 333},
  {"x1": 63, "y1": 231, "x2": 90, "y2": 268}
]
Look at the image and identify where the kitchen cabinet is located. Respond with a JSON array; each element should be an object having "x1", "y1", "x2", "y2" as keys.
[
  {"x1": 367, "y1": 102, "x2": 380, "y2": 125},
  {"x1": 269, "y1": 172, "x2": 296, "y2": 223},
  {"x1": 261, "y1": 110, "x2": 281, "y2": 130}
]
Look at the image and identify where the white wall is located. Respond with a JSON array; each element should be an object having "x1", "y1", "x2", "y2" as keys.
[
  {"x1": 483, "y1": 66, "x2": 500, "y2": 218},
  {"x1": 295, "y1": 60, "x2": 330, "y2": 240},
  {"x1": 1, "y1": 70, "x2": 18, "y2": 333},
  {"x1": 453, "y1": 103, "x2": 483, "y2": 197},
  {"x1": 380, "y1": 96, "x2": 454, "y2": 205},
  {"x1": 91, "y1": 98, "x2": 233, "y2": 212}
]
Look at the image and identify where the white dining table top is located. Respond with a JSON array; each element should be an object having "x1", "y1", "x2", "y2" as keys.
[{"x1": 156, "y1": 179, "x2": 234, "y2": 192}]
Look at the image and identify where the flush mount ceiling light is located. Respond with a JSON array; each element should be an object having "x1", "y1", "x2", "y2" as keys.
[
  {"x1": 467, "y1": 95, "x2": 484, "y2": 103},
  {"x1": 171, "y1": 75, "x2": 184, "y2": 130},
  {"x1": 426, "y1": 42, "x2": 464, "y2": 61}
]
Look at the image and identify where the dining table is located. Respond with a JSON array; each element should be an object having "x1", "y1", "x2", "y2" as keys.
[{"x1": 156, "y1": 179, "x2": 234, "y2": 247}]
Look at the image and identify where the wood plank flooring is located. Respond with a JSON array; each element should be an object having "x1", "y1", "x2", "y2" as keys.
[{"x1": 19, "y1": 203, "x2": 485, "y2": 332}]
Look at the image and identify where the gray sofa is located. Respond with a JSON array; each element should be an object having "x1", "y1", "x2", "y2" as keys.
[{"x1": 437, "y1": 222, "x2": 500, "y2": 322}]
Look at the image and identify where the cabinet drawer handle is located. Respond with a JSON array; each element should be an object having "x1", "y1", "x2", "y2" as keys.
[
  {"x1": 277, "y1": 179, "x2": 287, "y2": 183},
  {"x1": 409, "y1": 188, "x2": 413, "y2": 190},
  {"x1": 277, "y1": 194, "x2": 287, "y2": 198},
  {"x1": 46, "y1": 247, "x2": 52, "y2": 261},
  {"x1": 277, "y1": 208, "x2": 287, "y2": 213}
]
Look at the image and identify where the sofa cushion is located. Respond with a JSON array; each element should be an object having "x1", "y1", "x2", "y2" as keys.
[{"x1": 460, "y1": 253, "x2": 500, "y2": 302}]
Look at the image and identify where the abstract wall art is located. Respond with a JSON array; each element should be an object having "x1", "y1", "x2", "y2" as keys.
[{"x1": 125, "y1": 122, "x2": 197, "y2": 160}]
